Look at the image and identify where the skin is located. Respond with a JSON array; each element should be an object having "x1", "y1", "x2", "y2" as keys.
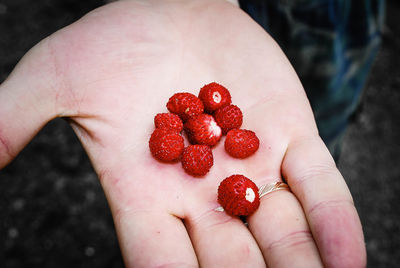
[{"x1": 0, "y1": 0, "x2": 366, "y2": 267}]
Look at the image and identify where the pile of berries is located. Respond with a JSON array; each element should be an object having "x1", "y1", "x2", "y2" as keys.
[
  {"x1": 148, "y1": 82, "x2": 261, "y2": 216},
  {"x1": 149, "y1": 82, "x2": 260, "y2": 176}
]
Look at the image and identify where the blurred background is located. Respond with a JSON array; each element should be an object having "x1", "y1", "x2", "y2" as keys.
[{"x1": 0, "y1": 0, "x2": 399, "y2": 267}]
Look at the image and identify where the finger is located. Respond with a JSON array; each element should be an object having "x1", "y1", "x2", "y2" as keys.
[
  {"x1": 186, "y1": 210, "x2": 265, "y2": 267},
  {"x1": 115, "y1": 210, "x2": 198, "y2": 268},
  {"x1": 247, "y1": 182, "x2": 323, "y2": 267},
  {"x1": 99, "y1": 169, "x2": 198, "y2": 268},
  {"x1": 0, "y1": 37, "x2": 59, "y2": 168},
  {"x1": 185, "y1": 185, "x2": 265, "y2": 268},
  {"x1": 282, "y1": 136, "x2": 366, "y2": 268}
]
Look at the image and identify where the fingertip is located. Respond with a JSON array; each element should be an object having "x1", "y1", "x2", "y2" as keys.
[{"x1": 310, "y1": 200, "x2": 366, "y2": 268}]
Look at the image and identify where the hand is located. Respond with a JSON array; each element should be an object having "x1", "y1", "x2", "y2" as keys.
[{"x1": 0, "y1": 0, "x2": 366, "y2": 267}]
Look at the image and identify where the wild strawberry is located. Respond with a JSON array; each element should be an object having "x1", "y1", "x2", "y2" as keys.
[
  {"x1": 217, "y1": 174, "x2": 260, "y2": 216},
  {"x1": 167, "y1": 92, "x2": 204, "y2": 121},
  {"x1": 213, "y1": 104, "x2": 243, "y2": 134},
  {"x1": 149, "y1": 128, "x2": 184, "y2": 162},
  {"x1": 225, "y1": 129, "x2": 259, "y2": 158},
  {"x1": 198, "y1": 82, "x2": 231, "y2": 113},
  {"x1": 154, "y1": 113, "x2": 183, "y2": 132},
  {"x1": 181, "y1": 145, "x2": 213, "y2": 176},
  {"x1": 184, "y1": 114, "x2": 222, "y2": 146}
]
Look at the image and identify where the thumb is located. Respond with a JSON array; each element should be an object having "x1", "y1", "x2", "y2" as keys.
[{"x1": 0, "y1": 37, "x2": 60, "y2": 168}]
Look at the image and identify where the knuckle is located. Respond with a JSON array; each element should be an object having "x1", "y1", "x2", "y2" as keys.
[
  {"x1": 300, "y1": 162, "x2": 338, "y2": 181},
  {"x1": 289, "y1": 162, "x2": 340, "y2": 190},
  {"x1": 308, "y1": 198, "x2": 355, "y2": 216},
  {"x1": 267, "y1": 230, "x2": 314, "y2": 252},
  {"x1": 186, "y1": 208, "x2": 236, "y2": 232}
]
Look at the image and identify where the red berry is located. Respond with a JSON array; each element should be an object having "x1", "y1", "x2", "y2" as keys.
[
  {"x1": 184, "y1": 114, "x2": 222, "y2": 146},
  {"x1": 167, "y1": 92, "x2": 204, "y2": 121},
  {"x1": 154, "y1": 113, "x2": 183, "y2": 132},
  {"x1": 214, "y1": 104, "x2": 243, "y2": 134},
  {"x1": 217, "y1": 175, "x2": 260, "y2": 216},
  {"x1": 149, "y1": 128, "x2": 184, "y2": 162},
  {"x1": 198, "y1": 82, "x2": 231, "y2": 113},
  {"x1": 181, "y1": 145, "x2": 213, "y2": 176},
  {"x1": 225, "y1": 129, "x2": 259, "y2": 158}
]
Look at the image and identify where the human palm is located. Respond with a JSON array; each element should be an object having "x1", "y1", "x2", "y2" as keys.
[{"x1": 0, "y1": 0, "x2": 366, "y2": 267}]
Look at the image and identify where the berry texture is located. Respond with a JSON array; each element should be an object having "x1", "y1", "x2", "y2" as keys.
[
  {"x1": 198, "y1": 82, "x2": 231, "y2": 113},
  {"x1": 184, "y1": 114, "x2": 222, "y2": 146},
  {"x1": 217, "y1": 175, "x2": 260, "y2": 216},
  {"x1": 149, "y1": 128, "x2": 184, "y2": 162},
  {"x1": 225, "y1": 129, "x2": 259, "y2": 158},
  {"x1": 154, "y1": 113, "x2": 183, "y2": 132},
  {"x1": 213, "y1": 104, "x2": 243, "y2": 134},
  {"x1": 167, "y1": 92, "x2": 204, "y2": 121},
  {"x1": 181, "y1": 145, "x2": 213, "y2": 176}
]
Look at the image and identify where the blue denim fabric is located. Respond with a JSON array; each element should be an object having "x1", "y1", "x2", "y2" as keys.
[{"x1": 239, "y1": 0, "x2": 385, "y2": 159}]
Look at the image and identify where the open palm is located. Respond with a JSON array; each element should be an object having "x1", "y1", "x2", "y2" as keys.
[{"x1": 0, "y1": 0, "x2": 366, "y2": 267}]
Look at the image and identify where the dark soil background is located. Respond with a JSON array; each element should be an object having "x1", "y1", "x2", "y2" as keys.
[{"x1": 1, "y1": 0, "x2": 399, "y2": 267}]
